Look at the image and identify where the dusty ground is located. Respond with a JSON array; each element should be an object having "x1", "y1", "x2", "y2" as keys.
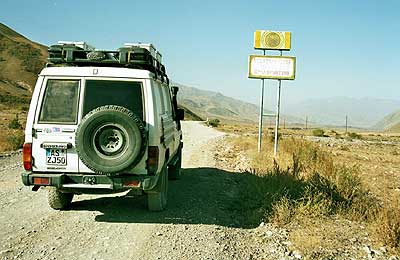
[
  {"x1": 220, "y1": 123, "x2": 400, "y2": 202},
  {"x1": 0, "y1": 121, "x2": 292, "y2": 260},
  {"x1": 1, "y1": 122, "x2": 399, "y2": 260},
  {"x1": 215, "y1": 125, "x2": 400, "y2": 259},
  {"x1": 303, "y1": 135, "x2": 400, "y2": 200}
]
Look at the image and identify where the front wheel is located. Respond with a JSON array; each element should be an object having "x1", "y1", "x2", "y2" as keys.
[
  {"x1": 48, "y1": 187, "x2": 73, "y2": 210},
  {"x1": 147, "y1": 165, "x2": 168, "y2": 211}
]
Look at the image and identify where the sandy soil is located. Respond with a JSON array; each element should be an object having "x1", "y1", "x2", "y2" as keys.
[
  {"x1": 2, "y1": 122, "x2": 397, "y2": 260},
  {"x1": 0, "y1": 121, "x2": 288, "y2": 260}
]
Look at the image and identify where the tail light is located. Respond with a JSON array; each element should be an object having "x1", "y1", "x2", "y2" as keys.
[
  {"x1": 23, "y1": 143, "x2": 32, "y2": 171},
  {"x1": 123, "y1": 180, "x2": 141, "y2": 187},
  {"x1": 33, "y1": 177, "x2": 50, "y2": 185},
  {"x1": 147, "y1": 146, "x2": 159, "y2": 174}
]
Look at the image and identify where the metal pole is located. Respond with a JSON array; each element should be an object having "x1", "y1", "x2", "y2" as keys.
[
  {"x1": 274, "y1": 79, "x2": 282, "y2": 157},
  {"x1": 273, "y1": 50, "x2": 283, "y2": 157},
  {"x1": 257, "y1": 50, "x2": 266, "y2": 153},
  {"x1": 345, "y1": 115, "x2": 348, "y2": 134},
  {"x1": 258, "y1": 79, "x2": 265, "y2": 153}
]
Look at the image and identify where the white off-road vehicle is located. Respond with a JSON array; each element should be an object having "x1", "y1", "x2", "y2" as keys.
[{"x1": 22, "y1": 41, "x2": 184, "y2": 211}]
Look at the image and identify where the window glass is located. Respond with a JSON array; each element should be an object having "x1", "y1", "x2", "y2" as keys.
[
  {"x1": 39, "y1": 79, "x2": 80, "y2": 124},
  {"x1": 161, "y1": 86, "x2": 172, "y2": 114},
  {"x1": 155, "y1": 82, "x2": 165, "y2": 114},
  {"x1": 83, "y1": 80, "x2": 143, "y2": 119}
]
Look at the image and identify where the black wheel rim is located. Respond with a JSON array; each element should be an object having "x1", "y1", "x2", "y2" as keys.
[{"x1": 93, "y1": 124, "x2": 128, "y2": 156}]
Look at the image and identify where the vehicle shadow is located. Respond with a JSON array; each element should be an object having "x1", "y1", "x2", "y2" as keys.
[{"x1": 68, "y1": 167, "x2": 275, "y2": 228}]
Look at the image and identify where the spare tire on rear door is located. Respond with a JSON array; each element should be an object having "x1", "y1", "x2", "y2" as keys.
[{"x1": 75, "y1": 105, "x2": 146, "y2": 174}]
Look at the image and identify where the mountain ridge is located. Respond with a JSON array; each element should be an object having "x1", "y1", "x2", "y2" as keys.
[
  {"x1": 0, "y1": 22, "x2": 47, "y2": 106},
  {"x1": 285, "y1": 96, "x2": 400, "y2": 128},
  {"x1": 374, "y1": 110, "x2": 400, "y2": 131},
  {"x1": 0, "y1": 23, "x2": 399, "y2": 130},
  {"x1": 175, "y1": 83, "x2": 259, "y2": 123}
]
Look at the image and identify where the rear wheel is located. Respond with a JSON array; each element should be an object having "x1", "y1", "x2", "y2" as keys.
[
  {"x1": 168, "y1": 149, "x2": 182, "y2": 180},
  {"x1": 48, "y1": 187, "x2": 73, "y2": 210},
  {"x1": 147, "y1": 165, "x2": 168, "y2": 211}
]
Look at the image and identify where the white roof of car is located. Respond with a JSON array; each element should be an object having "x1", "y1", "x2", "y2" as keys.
[{"x1": 40, "y1": 67, "x2": 154, "y2": 79}]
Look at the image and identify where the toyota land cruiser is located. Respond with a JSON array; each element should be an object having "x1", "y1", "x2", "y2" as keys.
[{"x1": 21, "y1": 41, "x2": 184, "y2": 211}]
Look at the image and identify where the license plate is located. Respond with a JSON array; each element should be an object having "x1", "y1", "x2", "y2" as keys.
[{"x1": 46, "y1": 148, "x2": 67, "y2": 165}]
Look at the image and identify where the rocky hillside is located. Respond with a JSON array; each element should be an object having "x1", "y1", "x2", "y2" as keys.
[
  {"x1": 179, "y1": 104, "x2": 204, "y2": 121},
  {"x1": 0, "y1": 23, "x2": 290, "y2": 125},
  {"x1": 374, "y1": 110, "x2": 400, "y2": 131},
  {"x1": 0, "y1": 23, "x2": 204, "y2": 121},
  {"x1": 176, "y1": 83, "x2": 306, "y2": 125},
  {"x1": 176, "y1": 83, "x2": 263, "y2": 123},
  {"x1": 0, "y1": 23, "x2": 47, "y2": 106}
]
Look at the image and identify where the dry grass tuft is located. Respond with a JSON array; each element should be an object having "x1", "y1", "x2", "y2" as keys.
[
  {"x1": 226, "y1": 134, "x2": 400, "y2": 252},
  {"x1": 0, "y1": 129, "x2": 24, "y2": 152},
  {"x1": 374, "y1": 198, "x2": 400, "y2": 249}
]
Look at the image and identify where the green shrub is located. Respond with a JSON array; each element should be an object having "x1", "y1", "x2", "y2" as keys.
[
  {"x1": 269, "y1": 132, "x2": 282, "y2": 142},
  {"x1": 347, "y1": 132, "x2": 362, "y2": 140},
  {"x1": 8, "y1": 115, "x2": 23, "y2": 130},
  {"x1": 207, "y1": 118, "x2": 220, "y2": 127},
  {"x1": 7, "y1": 133, "x2": 24, "y2": 150},
  {"x1": 312, "y1": 128, "x2": 325, "y2": 137}
]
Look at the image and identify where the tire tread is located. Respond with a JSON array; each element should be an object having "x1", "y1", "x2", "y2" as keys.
[{"x1": 48, "y1": 188, "x2": 73, "y2": 210}]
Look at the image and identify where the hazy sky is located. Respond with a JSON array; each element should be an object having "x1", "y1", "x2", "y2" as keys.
[{"x1": 1, "y1": 0, "x2": 399, "y2": 107}]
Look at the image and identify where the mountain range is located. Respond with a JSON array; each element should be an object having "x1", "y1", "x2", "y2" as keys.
[
  {"x1": 374, "y1": 110, "x2": 400, "y2": 131},
  {"x1": 285, "y1": 96, "x2": 400, "y2": 129},
  {"x1": 175, "y1": 83, "x2": 260, "y2": 123},
  {"x1": 0, "y1": 22, "x2": 399, "y2": 131},
  {"x1": 0, "y1": 23, "x2": 46, "y2": 107}
]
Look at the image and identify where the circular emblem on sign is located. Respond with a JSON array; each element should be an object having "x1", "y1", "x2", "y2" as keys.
[{"x1": 263, "y1": 32, "x2": 282, "y2": 48}]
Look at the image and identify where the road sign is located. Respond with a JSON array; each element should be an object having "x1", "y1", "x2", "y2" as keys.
[
  {"x1": 248, "y1": 55, "x2": 296, "y2": 80},
  {"x1": 254, "y1": 30, "x2": 291, "y2": 51}
]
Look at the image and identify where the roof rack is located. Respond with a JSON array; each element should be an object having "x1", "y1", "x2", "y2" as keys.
[
  {"x1": 46, "y1": 41, "x2": 169, "y2": 84},
  {"x1": 56, "y1": 41, "x2": 95, "y2": 51}
]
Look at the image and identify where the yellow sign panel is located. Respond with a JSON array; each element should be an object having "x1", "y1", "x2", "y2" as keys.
[
  {"x1": 248, "y1": 55, "x2": 296, "y2": 80},
  {"x1": 254, "y1": 30, "x2": 291, "y2": 51}
]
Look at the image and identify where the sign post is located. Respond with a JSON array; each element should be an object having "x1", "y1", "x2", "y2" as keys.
[
  {"x1": 248, "y1": 30, "x2": 296, "y2": 156},
  {"x1": 258, "y1": 78, "x2": 265, "y2": 152},
  {"x1": 274, "y1": 79, "x2": 282, "y2": 156}
]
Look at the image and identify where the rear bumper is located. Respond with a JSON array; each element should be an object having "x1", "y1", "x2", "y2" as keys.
[{"x1": 22, "y1": 172, "x2": 159, "y2": 193}]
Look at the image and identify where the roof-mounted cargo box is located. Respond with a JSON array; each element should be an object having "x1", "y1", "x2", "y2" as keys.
[
  {"x1": 123, "y1": 43, "x2": 162, "y2": 63},
  {"x1": 57, "y1": 41, "x2": 95, "y2": 51},
  {"x1": 46, "y1": 41, "x2": 169, "y2": 84}
]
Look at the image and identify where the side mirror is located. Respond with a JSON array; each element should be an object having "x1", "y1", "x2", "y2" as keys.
[
  {"x1": 176, "y1": 108, "x2": 184, "y2": 121},
  {"x1": 171, "y1": 86, "x2": 179, "y2": 95}
]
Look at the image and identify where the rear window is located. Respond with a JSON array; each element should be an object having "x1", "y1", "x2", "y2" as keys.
[
  {"x1": 83, "y1": 80, "x2": 143, "y2": 119},
  {"x1": 38, "y1": 79, "x2": 80, "y2": 124}
]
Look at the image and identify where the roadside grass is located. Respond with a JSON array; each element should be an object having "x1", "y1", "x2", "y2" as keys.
[
  {"x1": 0, "y1": 108, "x2": 27, "y2": 153},
  {"x1": 0, "y1": 129, "x2": 25, "y2": 152},
  {"x1": 227, "y1": 135, "x2": 400, "y2": 254},
  {"x1": 374, "y1": 197, "x2": 400, "y2": 249}
]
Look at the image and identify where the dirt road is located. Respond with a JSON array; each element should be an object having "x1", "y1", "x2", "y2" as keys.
[{"x1": 0, "y1": 121, "x2": 290, "y2": 260}]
